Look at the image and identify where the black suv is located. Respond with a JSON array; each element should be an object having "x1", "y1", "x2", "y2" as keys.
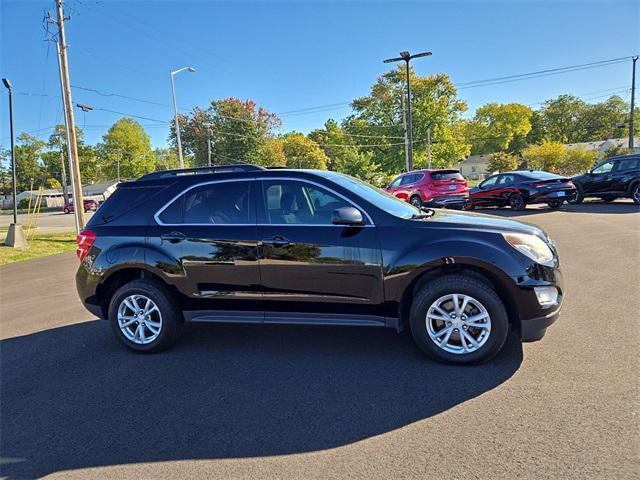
[
  {"x1": 76, "y1": 165, "x2": 564, "y2": 364},
  {"x1": 570, "y1": 154, "x2": 640, "y2": 204}
]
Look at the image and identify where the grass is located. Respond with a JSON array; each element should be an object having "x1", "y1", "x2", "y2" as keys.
[
  {"x1": 0, "y1": 231, "x2": 76, "y2": 266},
  {"x1": 0, "y1": 207, "x2": 58, "y2": 215}
]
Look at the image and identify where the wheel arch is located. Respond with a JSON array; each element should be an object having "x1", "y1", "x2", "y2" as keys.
[{"x1": 398, "y1": 262, "x2": 521, "y2": 336}]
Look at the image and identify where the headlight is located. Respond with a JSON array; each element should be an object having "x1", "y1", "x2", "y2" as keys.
[{"x1": 502, "y1": 232, "x2": 555, "y2": 266}]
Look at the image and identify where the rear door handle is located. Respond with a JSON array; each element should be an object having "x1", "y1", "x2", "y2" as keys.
[
  {"x1": 261, "y1": 236, "x2": 291, "y2": 247},
  {"x1": 161, "y1": 232, "x2": 186, "y2": 243}
]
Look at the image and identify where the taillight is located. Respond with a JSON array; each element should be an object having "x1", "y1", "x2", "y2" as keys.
[{"x1": 76, "y1": 229, "x2": 96, "y2": 261}]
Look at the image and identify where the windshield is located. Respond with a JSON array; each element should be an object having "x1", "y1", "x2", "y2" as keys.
[{"x1": 320, "y1": 172, "x2": 421, "y2": 219}]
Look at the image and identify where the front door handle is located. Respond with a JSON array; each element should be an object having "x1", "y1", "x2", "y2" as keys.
[
  {"x1": 161, "y1": 231, "x2": 186, "y2": 243},
  {"x1": 261, "y1": 236, "x2": 291, "y2": 247}
]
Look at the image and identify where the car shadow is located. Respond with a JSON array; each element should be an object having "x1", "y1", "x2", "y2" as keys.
[
  {"x1": 473, "y1": 200, "x2": 639, "y2": 217},
  {"x1": 0, "y1": 320, "x2": 522, "y2": 479}
]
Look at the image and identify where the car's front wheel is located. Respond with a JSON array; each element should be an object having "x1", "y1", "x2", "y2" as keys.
[
  {"x1": 568, "y1": 185, "x2": 584, "y2": 204},
  {"x1": 108, "y1": 279, "x2": 183, "y2": 352},
  {"x1": 409, "y1": 195, "x2": 423, "y2": 208},
  {"x1": 409, "y1": 274, "x2": 509, "y2": 364},
  {"x1": 630, "y1": 183, "x2": 640, "y2": 205}
]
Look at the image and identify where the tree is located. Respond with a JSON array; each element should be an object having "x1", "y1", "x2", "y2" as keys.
[
  {"x1": 522, "y1": 141, "x2": 596, "y2": 175},
  {"x1": 44, "y1": 125, "x2": 99, "y2": 185},
  {"x1": 14, "y1": 133, "x2": 46, "y2": 192},
  {"x1": 486, "y1": 152, "x2": 520, "y2": 173},
  {"x1": 0, "y1": 146, "x2": 12, "y2": 195},
  {"x1": 256, "y1": 138, "x2": 286, "y2": 168},
  {"x1": 309, "y1": 119, "x2": 383, "y2": 184},
  {"x1": 281, "y1": 133, "x2": 328, "y2": 169},
  {"x1": 98, "y1": 118, "x2": 154, "y2": 180},
  {"x1": 345, "y1": 67, "x2": 470, "y2": 173},
  {"x1": 539, "y1": 95, "x2": 588, "y2": 143},
  {"x1": 602, "y1": 145, "x2": 630, "y2": 160},
  {"x1": 173, "y1": 98, "x2": 281, "y2": 167},
  {"x1": 153, "y1": 148, "x2": 180, "y2": 171},
  {"x1": 580, "y1": 95, "x2": 630, "y2": 141},
  {"x1": 466, "y1": 103, "x2": 533, "y2": 154}
]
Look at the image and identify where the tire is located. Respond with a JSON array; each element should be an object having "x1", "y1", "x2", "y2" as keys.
[
  {"x1": 63, "y1": 208, "x2": 70, "y2": 214},
  {"x1": 508, "y1": 193, "x2": 526, "y2": 211},
  {"x1": 409, "y1": 274, "x2": 509, "y2": 364},
  {"x1": 108, "y1": 279, "x2": 183, "y2": 352},
  {"x1": 568, "y1": 185, "x2": 584, "y2": 204},
  {"x1": 409, "y1": 195, "x2": 423, "y2": 208},
  {"x1": 547, "y1": 200, "x2": 563, "y2": 209},
  {"x1": 630, "y1": 183, "x2": 640, "y2": 205},
  {"x1": 463, "y1": 201, "x2": 474, "y2": 211}
]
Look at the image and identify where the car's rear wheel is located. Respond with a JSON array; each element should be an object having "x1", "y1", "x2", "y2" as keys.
[
  {"x1": 568, "y1": 185, "x2": 584, "y2": 204},
  {"x1": 547, "y1": 200, "x2": 563, "y2": 209},
  {"x1": 630, "y1": 183, "x2": 640, "y2": 205},
  {"x1": 108, "y1": 279, "x2": 183, "y2": 352},
  {"x1": 409, "y1": 274, "x2": 509, "y2": 364},
  {"x1": 509, "y1": 193, "x2": 526, "y2": 211},
  {"x1": 63, "y1": 208, "x2": 70, "y2": 214},
  {"x1": 409, "y1": 195, "x2": 423, "y2": 208}
]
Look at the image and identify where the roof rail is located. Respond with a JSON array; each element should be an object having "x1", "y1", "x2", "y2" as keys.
[{"x1": 138, "y1": 163, "x2": 265, "y2": 181}]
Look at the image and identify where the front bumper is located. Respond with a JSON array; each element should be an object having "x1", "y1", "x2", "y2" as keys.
[{"x1": 520, "y1": 305, "x2": 562, "y2": 341}]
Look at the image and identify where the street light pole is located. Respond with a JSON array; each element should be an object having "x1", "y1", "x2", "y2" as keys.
[
  {"x1": 2, "y1": 78, "x2": 26, "y2": 247},
  {"x1": 384, "y1": 51, "x2": 432, "y2": 172},
  {"x1": 630, "y1": 55, "x2": 638, "y2": 151},
  {"x1": 170, "y1": 66, "x2": 196, "y2": 168}
]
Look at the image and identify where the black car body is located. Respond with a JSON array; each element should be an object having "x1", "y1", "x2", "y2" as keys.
[
  {"x1": 76, "y1": 165, "x2": 564, "y2": 364},
  {"x1": 467, "y1": 170, "x2": 576, "y2": 211},
  {"x1": 570, "y1": 154, "x2": 640, "y2": 204}
]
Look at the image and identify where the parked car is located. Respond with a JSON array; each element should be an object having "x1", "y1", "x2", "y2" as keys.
[
  {"x1": 75, "y1": 165, "x2": 563, "y2": 364},
  {"x1": 569, "y1": 154, "x2": 640, "y2": 205},
  {"x1": 63, "y1": 199, "x2": 99, "y2": 214},
  {"x1": 465, "y1": 170, "x2": 576, "y2": 211},
  {"x1": 385, "y1": 169, "x2": 468, "y2": 209}
]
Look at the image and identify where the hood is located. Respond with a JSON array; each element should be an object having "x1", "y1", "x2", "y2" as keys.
[{"x1": 427, "y1": 209, "x2": 547, "y2": 238}]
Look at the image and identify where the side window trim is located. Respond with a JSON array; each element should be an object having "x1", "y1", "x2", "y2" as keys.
[
  {"x1": 257, "y1": 177, "x2": 375, "y2": 226},
  {"x1": 154, "y1": 178, "x2": 256, "y2": 226}
]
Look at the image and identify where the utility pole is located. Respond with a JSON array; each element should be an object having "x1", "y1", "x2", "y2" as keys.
[
  {"x1": 54, "y1": 42, "x2": 78, "y2": 233},
  {"x1": 204, "y1": 123, "x2": 213, "y2": 166},
  {"x1": 427, "y1": 127, "x2": 432, "y2": 169},
  {"x1": 56, "y1": 134, "x2": 69, "y2": 205},
  {"x1": 53, "y1": 0, "x2": 85, "y2": 229},
  {"x1": 383, "y1": 50, "x2": 432, "y2": 172},
  {"x1": 400, "y1": 94, "x2": 410, "y2": 172},
  {"x1": 630, "y1": 55, "x2": 638, "y2": 151}
]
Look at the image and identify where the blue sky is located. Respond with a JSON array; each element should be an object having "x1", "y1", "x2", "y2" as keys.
[{"x1": 1, "y1": 0, "x2": 638, "y2": 148}]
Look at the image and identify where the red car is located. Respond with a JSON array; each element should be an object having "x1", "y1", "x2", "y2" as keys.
[
  {"x1": 385, "y1": 169, "x2": 469, "y2": 209},
  {"x1": 63, "y1": 199, "x2": 99, "y2": 214}
]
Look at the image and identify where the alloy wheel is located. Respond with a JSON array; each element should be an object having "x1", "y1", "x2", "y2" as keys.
[
  {"x1": 425, "y1": 293, "x2": 491, "y2": 355},
  {"x1": 633, "y1": 185, "x2": 640, "y2": 204},
  {"x1": 117, "y1": 294, "x2": 162, "y2": 345}
]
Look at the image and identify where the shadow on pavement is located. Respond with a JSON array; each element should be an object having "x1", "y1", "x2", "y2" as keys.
[
  {"x1": 1, "y1": 320, "x2": 522, "y2": 478},
  {"x1": 473, "y1": 200, "x2": 639, "y2": 217}
]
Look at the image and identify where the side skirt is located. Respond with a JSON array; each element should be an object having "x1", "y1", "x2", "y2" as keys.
[{"x1": 184, "y1": 310, "x2": 398, "y2": 329}]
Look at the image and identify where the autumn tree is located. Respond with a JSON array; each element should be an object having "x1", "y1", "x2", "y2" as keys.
[
  {"x1": 486, "y1": 152, "x2": 520, "y2": 173},
  {"x1": 522, "y1": 141, "x2": 596, "y2": 175},
  {"x1": 173, "y1": 98, "x2": 281, "y2": 167}
]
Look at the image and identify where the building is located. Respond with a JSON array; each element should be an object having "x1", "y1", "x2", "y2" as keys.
[
  {"x1": 565, "y1": 137, "x2": 640, "y2": 159},
  {"x1": 12, "y1": 180, "x2": 120, "y2": 208},
  {"x1": 458, "y1": 155, "x2": 491, "y2": 180}
]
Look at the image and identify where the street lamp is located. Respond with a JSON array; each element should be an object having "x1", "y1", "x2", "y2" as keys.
[
  {"x1": 383, "y1": 50, "x2": 432, "y2": 171},
  {"x1": 2, "y1": 78, "x2": 26, "y2": 248},
  {"x1": 170, "y1": 66, "x2": 196, "y2": 168}
]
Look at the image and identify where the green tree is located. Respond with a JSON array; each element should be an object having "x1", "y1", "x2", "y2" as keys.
[
  {"x1": 580, "y1": 95, "x2": 630, "y2": 141},
  {"x1": 14, "y1": 133, "x2": 46, "y2": 192},
  {"x1": 43, "y1": 125, "x2": 99, "y2": 185},
  {"x1": 0, "y1": 146, "x2": 12, "y2": 195},
  {"x1": 153, "y1": 148, "x2": 180, "y2": 171},
  {"x1": 345, "y1": 67, "x2": 470, "y2": 172},
  {"x1": 281, "y1": 133, "x2": 328, "y2": 169},
  {"x1": 539, "y1": 95, "x2": 588, "y2": 143},
  {"x1": 98, "y1": 118, "x2": 154, "y2": 179},
  {"x1": 309, "y1": 119, "x2": 383, "y2": 184},
  {"x1": 602, "y1": 144, "x2": 631, "y2": 160},
  {"x1": 466, "y1": 103, "x2": 533, "y2": 154},
  {"x1": 559, "y1": 147, "x2": 597, "y2": 175},
  {"x1": 486, "y1": 152, "x2": 520, "y2": 173},
  {"x1": 174, "y1": 98, "x2": 281, "y2": 167}
]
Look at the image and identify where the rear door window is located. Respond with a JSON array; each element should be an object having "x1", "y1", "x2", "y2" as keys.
[
  {"x1": 158, "y1": 181, "x2": 254, "y2": 225},
  {"x1": 617, "y1": 158, "x2": 639, "y2": 171}
]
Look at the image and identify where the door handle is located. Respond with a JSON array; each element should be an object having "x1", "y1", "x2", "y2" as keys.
[
  {"x1": 261, "y1": 236, "x2": 291, "y2": 247},
  {"x1": 161, "y1": 231, "x2": 185, "y2": 243}
]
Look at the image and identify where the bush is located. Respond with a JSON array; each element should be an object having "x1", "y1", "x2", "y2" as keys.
[
  {"x1": 522, "y1": 141, "x2": 596, "y2": 175},
  {"x1": 18, "y1": 198, "x2": 31, "y2": 209},
  {"x1": 486, "y1": 152, "x2": 520, "y2": 173}
]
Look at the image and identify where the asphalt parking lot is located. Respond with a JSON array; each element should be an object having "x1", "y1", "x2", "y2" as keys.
[{"x1": 1, "y1": 201, "x2": 638, "y2": 480}]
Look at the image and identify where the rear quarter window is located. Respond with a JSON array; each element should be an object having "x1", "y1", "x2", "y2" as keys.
[{"x1": 88, "y1": 185, "x2": 164, "y2": 225}]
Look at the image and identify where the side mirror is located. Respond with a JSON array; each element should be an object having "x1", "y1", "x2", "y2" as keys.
[{"x1": 332, "y1": 206, "x2": 365, "y2": 226}]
